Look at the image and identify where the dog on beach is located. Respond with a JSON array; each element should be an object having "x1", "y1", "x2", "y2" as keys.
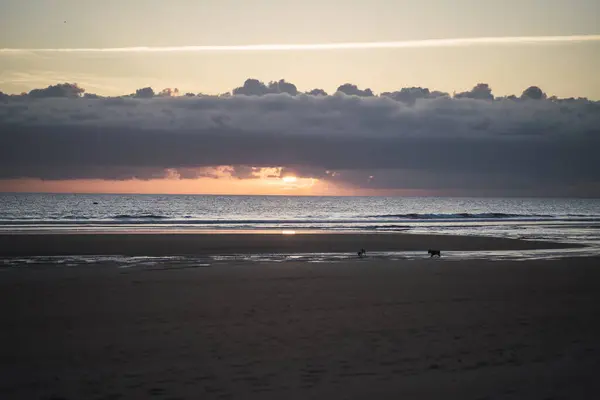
[
  {"x1": 428, "y1": 249, "x2": 441, "y2": 257},
  {"x1": 358, "y1": 248, "x2": 366, "y2": 258}
]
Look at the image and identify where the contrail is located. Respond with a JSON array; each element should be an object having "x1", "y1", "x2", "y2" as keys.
[{"x1": 1, "y1": 35, "x2": 599, "y2": 54}]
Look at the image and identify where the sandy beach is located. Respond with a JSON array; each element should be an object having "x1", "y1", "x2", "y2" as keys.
[
  {"x1": 0, "y1": 232, "x2": 579, "y2": 257},
  {"x1": 1, "y1": 234, "x2": 599, "y2": 399}
]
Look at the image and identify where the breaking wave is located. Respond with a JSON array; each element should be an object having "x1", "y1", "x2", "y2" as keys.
[
  {"x1": 368, "y1": 212, "x2": 555, "y2": 220},
  {"x1": 113, "y1": 214, "x2": 169, "y2": 220}
]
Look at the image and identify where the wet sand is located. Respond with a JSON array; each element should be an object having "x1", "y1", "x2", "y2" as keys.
[
  {"x1": 1, "y1": 256, "x2": 600, "y2": 399},
  {"x1": 0, "y1": 232, "x2": 579, "y2": 257}
]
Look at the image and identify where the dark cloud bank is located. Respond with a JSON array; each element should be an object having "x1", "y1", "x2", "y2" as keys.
[{"x1": 1, "y1": 80, "x2": 599, "y2": 196}]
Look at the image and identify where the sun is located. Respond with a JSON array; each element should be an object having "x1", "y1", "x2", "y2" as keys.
[{"x1": 263, "y1": 174, "x2": 317, "y2": 191}]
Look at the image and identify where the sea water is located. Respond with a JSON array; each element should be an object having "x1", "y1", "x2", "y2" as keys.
[{"x1": 1, "y1": 193, "x2": 600, "y2": 264}]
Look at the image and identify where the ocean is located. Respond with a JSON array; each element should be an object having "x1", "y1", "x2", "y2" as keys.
[
  {"x1": 1, "y1": 193, "x2": 599, "y2": 241},
  {"x1": 2, "y1": 193, "x2": 600, "y2": 265}
]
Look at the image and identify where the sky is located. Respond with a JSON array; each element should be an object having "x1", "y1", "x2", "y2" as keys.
[{"x1": 1, "y1": 0, "x2": 599, "y2": 196}]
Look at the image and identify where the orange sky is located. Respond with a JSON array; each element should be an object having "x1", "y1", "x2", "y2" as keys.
[
  {"x1": 0, "y1": 177, "x2": 435, "y2": 196},
  {"x1": 0, "y1": 166, "x2": 436, "y2": 196}
]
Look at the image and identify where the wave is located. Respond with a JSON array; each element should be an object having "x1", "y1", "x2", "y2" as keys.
[
  {"x1": 113, "y1": 214, "x2": 169, "y2": 220},
  {"x1": 367, "y1": 212, "x2": 556, "y2": 220},
  {"x1": 0, "y1": 219, "x2": 357, "y2": 226},
  {"x1": 1, "y1": 213, "x2": 600, "y2": 227}
]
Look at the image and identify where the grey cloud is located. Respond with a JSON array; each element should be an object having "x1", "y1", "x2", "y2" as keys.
[
  {"x1": 454, "y1": 83, "x2": 494, "y2": 100},
  {"x1": 306, "y1": 89, "x2": 328, "y2": 96},
  {"x1": 229, "y1": 165, "x2": 261, "y2": 179},
  {"x1": 268, "y1": 80, "x2": 298, "y2": 96},
  {"x1": 232, "y1": 79, "x2": 297, "y2": 96},
  {"x1": 134, "y1": 87, "x2": 155, "y2": 98},
  {"x1": 28, "y1": 83, "x2": 85, "y2": 99},
  {"x1": 381, "y1": 87, "x2": 449, "y2": 105},
  {"x1": 175, "y1": 166, "x2": 233, "y2": 179},
  {"x1": 336, "y1": 83, "x2": 374, "y2": 97},
  {"x1": 233, "y1": 79, "x2": 270, "y2": 96},
  {"x1": 1, "y1": 82, "x2": 599, "y2": 195},
  {"x1": 157, "y1": 88, "x2": 180, "y2": 97},
  {"x1": 521, "y1": 86, "x2": 547, "y2": 100}
]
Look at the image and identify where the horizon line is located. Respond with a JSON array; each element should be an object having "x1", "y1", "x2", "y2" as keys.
[{"x1": 2, "y1": 35, "x2": 600, "y2": 54}]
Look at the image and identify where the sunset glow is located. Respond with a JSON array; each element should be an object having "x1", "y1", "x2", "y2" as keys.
[
  {"x1": 1, "y1": 1, "x2": 599, "y2": 196},
  {"x1": 0, "y1": 176, "x2": 438, "y2": 197},
  {"x1": 2, "y1": 3, "x2": 599, "y2": 398}
]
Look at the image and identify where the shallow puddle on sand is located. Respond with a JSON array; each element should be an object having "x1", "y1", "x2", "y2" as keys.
[{"x1": 1, "y1": 245, "x2": 600, "y2": 269}]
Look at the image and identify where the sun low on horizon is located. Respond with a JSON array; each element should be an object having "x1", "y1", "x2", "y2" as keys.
[
  {"x1": 0, "y1": 0, "x2": 599, "y2": 197},
  {"x1": 0, "y1": 169, "x2": 420, "y2": 196}
]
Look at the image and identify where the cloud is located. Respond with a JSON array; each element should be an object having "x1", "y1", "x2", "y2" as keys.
[
  {"x1": 381, "y1": 87, "x2": 448, "y2": 105},
  {"x1": 336, "y1": 84, "x2": 374, "y2": 97},
  {"x1": 268, "y1": 80, "x2": 298, "y2": 96},
  {"x1": 306, "y1": 89, "x2": 328, "y2": 96},
  {"x1": 28, "y1": 83, "x2": 85, "y2": 98},
  {"x1": 1, "y1": 80, "x2": 599, "y2": 196},
  {"x1": 233, "y1": 79, "x2": 298, "y2": 96},
  {"x1": 2, "y1": 35, "x2": 599, "y2": 54},
  {"x1": 455, "y1": 83, "x2": 494, "y2": 100},
  {"x1": 521, "y1": 86, "x2": 547, "y2": 100},
  {"x1": 134, "y1": 87, "x2": 155, "y2": 98}
]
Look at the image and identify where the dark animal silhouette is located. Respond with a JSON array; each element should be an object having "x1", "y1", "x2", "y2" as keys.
[
  {"x1": 358, "y1": 248, "x2": 366, "y2": 258},
  {"x1": 428, "y1": 249, "x2": 441, "y2": 257}
]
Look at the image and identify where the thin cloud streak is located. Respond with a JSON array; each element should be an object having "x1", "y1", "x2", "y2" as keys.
[{"x1": 1, "y1": 35, "x2": 599, "y2": 54}]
